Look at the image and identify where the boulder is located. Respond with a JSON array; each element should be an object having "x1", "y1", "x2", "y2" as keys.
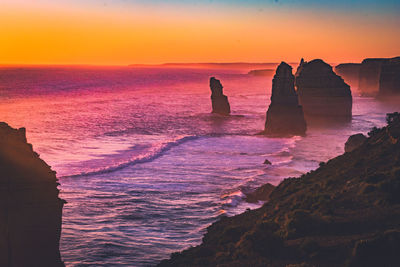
[
  {"x1": 379, "y1": 57, "x2": 400, "y2": 96},
  {"x1": 263, "y1": 159, "x2": 272, "y2": 165},
  {"x1": 245, "y1": 183, "x2": 275, "y2": 203},
  {"x1": 210, "y1": 77, "x2": 230, "y2": 115},
  {"x1": 345, "y1": 133, "x2": 367, "y2": 153},
  {"x1": 295, "y1": 59, "x2": 352, "y2": 123},
  {"x1": 264, "y1": 62, "x2": 307, "y2": 136},
  {"x1": 0, "y1": 122, "x2": 65, "y2": 266}
]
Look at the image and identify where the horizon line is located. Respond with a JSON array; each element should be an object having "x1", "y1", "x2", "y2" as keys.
[{"x1": 0, "y1": 60, "x2": 348, "y2": 69}]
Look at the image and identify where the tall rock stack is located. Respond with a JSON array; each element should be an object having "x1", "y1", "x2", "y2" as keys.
[
  {"x1": 379, "y1": 57, "x2": 400, "y2": 96},
  {"x1": 0, "y1": 122, "x2": 65, "y2": 266},
  {"x1": 264, "y1": 62, "x2": 306, "y2": 136},
  {"x1": 358, "y1": 58, "x2": 387, "y2": 96},
  {"x1": 210, "y1": 77, "x2": 230, "y2": 115},
  {"x1": 295, "y1": 59, "x2": 352, "y2": 123}
]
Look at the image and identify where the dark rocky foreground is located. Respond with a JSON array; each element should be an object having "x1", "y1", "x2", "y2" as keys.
[
  {"x1": 295, "y1": 59, "x2": 352, "y2": 123},
  {"x1": 210, "y1": 77, "x2": 231, "y2": 115},
  {"x1": 158, "y1": 113, "x2": 400, "y2": 267},
  {"x1": 264, "y1": 62, "x2": 306, "y2": 136},
  {"x1": 0, "y1": 122, "x2": 65, "y2": 266}
]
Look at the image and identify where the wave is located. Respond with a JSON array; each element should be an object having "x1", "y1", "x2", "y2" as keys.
[
  {"x1": 61, "y1": 135, "x2": 201, "y2": 178},
  {"x1": 60, "y1": 133, "x2": 259, "y2": 178}
]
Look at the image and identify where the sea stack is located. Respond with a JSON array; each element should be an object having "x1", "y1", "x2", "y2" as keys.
[
  {"x1": 379, "y1": 57, "x2": 400, "y2": 96},
  {"x1": 264, "y1": 62, "x2": 306, "y2": 136},
  {"x1": 295, "y1": 59, "x2": 352, "y2": 123},
  {"x1": 358, "y1": 58, "x2": 387, "y2": 96},
  {"x1": 210, "y1": 77, "x2": 230, "y2": 115},
  {"x1": 0, "y1": 122, "x2": 65, "y2": 266}
]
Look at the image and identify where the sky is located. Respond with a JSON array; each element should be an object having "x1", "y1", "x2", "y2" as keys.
[{"x1": 0, "y1": 0, "x2": 399, "y2": 65}]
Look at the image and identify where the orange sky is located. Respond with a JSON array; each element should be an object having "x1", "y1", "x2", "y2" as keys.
[{"x1": 1, "y1": 1, "x2": 399, "y2": 65}]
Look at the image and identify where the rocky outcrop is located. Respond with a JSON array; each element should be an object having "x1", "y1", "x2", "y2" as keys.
[
  {"x1": 158, "y1": 113, "x2": 400, "y2": 267},
  {"x1": 210, "y1": 77, "x2": 230, "y2": 115},
  {"x1": 335, "y1": 63, "x2": 361, "y2": 89},
  {"x1": 245, "y1": 183, "x2": 275, "y2": 203},
  {"x1": 379, "y1": 57, "x2": 400, "y2": 96},
  {"x1": 345, "y1": 133, "x2": 367, "y2": 153},
  {"x1": 248, "y1": 69, "x2": 275, "y2": 76},
  {"x1": 358, "y1": 58, "x2": 387, "y2": 96},
  {"x1": 264, "y1": 62, "x2": 307, "y2": 136},
  {"x1": 0, "y1": 122, "x2": 65, "y2": 266},
  {"x1": 295, "y1": 59, "x2": 352, "y2": 123}
]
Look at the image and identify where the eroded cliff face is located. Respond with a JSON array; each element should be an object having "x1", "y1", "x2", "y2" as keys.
[
  {"x1": 358, "y1": 58, "x2": 387, "y2": 96},
  {"x1": 264, "y1": 62, "x2": 306, "y2": 136},
  {"x1": 379, "y1": 57, "x2": 400, "y2": 97},
  {"x1": 334, "y1": 63, "x2": 361, "y2": 89},
  {"x1": 0, "y1": 122, "x2": 65, "y2": 267},
  {"x1": 295, "y1": 59, "x2": 352, "y2": 123},
  {"x1": 210, "y1": 77, "x2": 231, "y2": 115}
]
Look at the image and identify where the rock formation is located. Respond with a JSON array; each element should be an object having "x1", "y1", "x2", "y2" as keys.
[
  {"x1": 345, "y1": 133, "x2": 367, "y2": 152},
  {"x1": 295, "y1": 59, "x2": 352, "y2": 123},
  {"x1": 245, "y1": 183, "x2": 275, "y2": 203},
  {"x1": 158, "y1": 112, "x2": 400, "y2": 267},
  {"x1": 264, "y1": 62, "x2": 306, "y2": 136},
  {"x1": 334, "y1": 63, "x2": 361, "y2": 89},
  {"x1": 209, "y1": 77, "x2": 230, "y2": 115},
  {"x1": 248, "y1": 69, "x2": 275, "y2": 77},
  {"x1": 358, "y1": 58, "x2": 387, "y2": 96},
  {"x1": 379, "y1": 57, "x2": 400, "y2": 96},
  {"x1": 0, "y1": 122, "x2": 65, "y2": 266}
]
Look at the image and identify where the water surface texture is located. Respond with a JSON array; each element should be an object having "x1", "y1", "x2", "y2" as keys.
[{"x1": 0, "y1": 66, "x2": 396, "y2": 266}]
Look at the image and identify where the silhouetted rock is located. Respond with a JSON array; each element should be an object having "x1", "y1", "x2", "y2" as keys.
[
  {"x1": 210, "y1": 77, "x2": 230, "y2": 115},
  {"x1": 0, "y1": 122, "x2": 64, "y2": 266},
  {"x1": 248, "y1": 69, "x2": 275, "y2": 76},
  {"x1": 263, "y1": 159, "x2": 272, "y2": 165},
  {"x1": 295, "y1": 59, "x2": 352, "y2": 123},
  {"x1": 264, "y1": 62, "x2": 307, "y2": 136},
  {"x1": 345, "y1": 133, "x2": 367, "y2": 152},
  {"x1": 245, "y1": 183, "x2": 275, "y2": 203},
  {"x1": 335, "y1": 63, "x2": 361, "y2": 89},
  {"x1": 379, "y1": 57, "x2": 400, "y2": 96},
  {"x1": 358, "y1": 58, "x2": 387, "y2": 96},
  {"x1": 158, "y1": 113, "x2": 400, "y2": 267}
]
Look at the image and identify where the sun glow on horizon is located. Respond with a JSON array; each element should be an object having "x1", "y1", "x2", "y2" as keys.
[{"x1": 0, "y1": 0, "x2": 399, "y2": 65}]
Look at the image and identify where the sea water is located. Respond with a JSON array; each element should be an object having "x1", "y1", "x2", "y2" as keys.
[{"x1": 0, "y1": 66, "x2": 397, "y2": 266}]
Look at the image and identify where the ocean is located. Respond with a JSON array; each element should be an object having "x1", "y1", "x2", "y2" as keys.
[{"x1": 0, "y1": 65, "x2": 397, "y2": 266}]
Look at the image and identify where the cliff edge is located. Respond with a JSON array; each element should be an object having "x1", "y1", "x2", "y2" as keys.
[{"x1": 0, "y1": 122, "x2": 65, "y2": 266}]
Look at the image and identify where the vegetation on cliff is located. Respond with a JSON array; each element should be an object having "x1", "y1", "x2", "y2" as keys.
[{"x1": 159, "y1": 112, "x2": 400, "y2": 267}]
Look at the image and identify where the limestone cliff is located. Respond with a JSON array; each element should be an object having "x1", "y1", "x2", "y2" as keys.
[
  {"x1": 334, "y1": 63, "x2": 361, "y2": 89},
  {"x1": 210, "y1": 77, "x2": 231, "y2": 115},
  {"x1": 379, "y1": 57, "x2": 400, "y2": 96},
  {"x1": 0, "y1": 122, "x2": 65, "y2": 266},
  {"x1": 358, "y1": 58, "x2": 387, "y2": 96},
  {"x1": 295, "y1": 59, "x2": 352, "y2": 123},
  {"x1": 264, "y1": 62, "x2": 306, "y2": 136}
]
